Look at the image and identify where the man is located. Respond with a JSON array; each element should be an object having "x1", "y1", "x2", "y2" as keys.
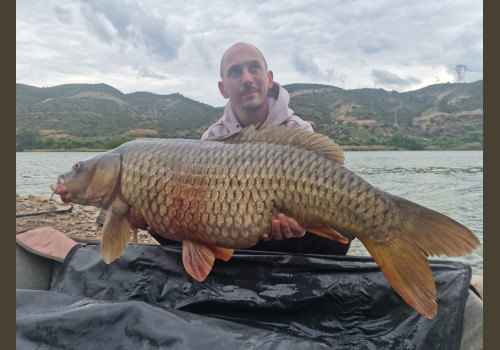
[{"x1": 202, "y1": 42, "x2": 353, "y2": 254}]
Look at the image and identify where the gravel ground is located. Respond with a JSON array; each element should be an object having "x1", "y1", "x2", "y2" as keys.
[{"x1": 16, "y1": 194, "x2": 158, "y2": 244}]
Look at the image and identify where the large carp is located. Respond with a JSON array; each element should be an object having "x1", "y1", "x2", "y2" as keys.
[{"x1": 51, "y1": 125, "x2": 479, "y2": 319}]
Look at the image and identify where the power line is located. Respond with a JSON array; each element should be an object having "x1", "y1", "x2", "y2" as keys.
[{"x1": 455, "y1": 65, "x2": 469, "y2": 83}]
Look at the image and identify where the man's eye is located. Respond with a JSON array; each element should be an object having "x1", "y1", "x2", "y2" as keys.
[
  {"x1": 228, "y1": 67, "x2": 242, "y2": 77},
  {"x1": 249, "y1": 64, "x2": 261, "y2": 73}
]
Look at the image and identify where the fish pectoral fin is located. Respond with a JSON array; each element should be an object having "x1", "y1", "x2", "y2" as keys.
[
  {"x1": 182, "y1": 240, "x2": 216, "y2": 282},
  {"x1": 363, "y1": 236, "x2": 437, "y2": 319},
  {"x1": 306, "y1": 226, "x2": 350, "y2": 244},
  {"x1": 209, "y1": 246, "x2": 234, "y2": 261},
  {"x1": 101, "y1": 200, "x2": 131, "y2": 264}
]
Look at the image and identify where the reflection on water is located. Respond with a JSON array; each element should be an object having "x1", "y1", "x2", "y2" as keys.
[{"x1": 16, "y1": 150, "x2": 483, "y2": 274}]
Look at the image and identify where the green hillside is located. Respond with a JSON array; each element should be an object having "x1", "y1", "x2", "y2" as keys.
[
  {"x1": 286, "y1": 81, "x2": 482, "y2": 148},
  {"x1": 16, "y1": 81, "x2": 482, "y2": 151}
]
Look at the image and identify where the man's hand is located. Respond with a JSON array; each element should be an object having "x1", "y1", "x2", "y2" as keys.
[{"x1": 261, "y1": 213, "x2": 306, "y2": 241}]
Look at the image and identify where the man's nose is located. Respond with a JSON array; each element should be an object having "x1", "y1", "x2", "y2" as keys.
[{"x1": 241, "y1": 68, "x2": 253, "y2": 84}]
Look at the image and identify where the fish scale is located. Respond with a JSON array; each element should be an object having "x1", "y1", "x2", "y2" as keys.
[
  {"x1": 118, "y1": 138, "x2": 389, "y2": 248},
  {"x1": 51, "y1": 125, "x2": 479, "y2": 318}
]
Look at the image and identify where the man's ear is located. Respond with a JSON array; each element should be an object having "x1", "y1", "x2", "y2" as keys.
[
  {"x1": 267, "y1": 70, "x2": 274, "y2": 89},
  {"x1": 218, "y1": 81, "x2": 229, "y2": 99}
]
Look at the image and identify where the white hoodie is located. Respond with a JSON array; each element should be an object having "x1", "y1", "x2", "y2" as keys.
[{"x1": 202, "y1": 82, "x2": 313, "y2": 140}]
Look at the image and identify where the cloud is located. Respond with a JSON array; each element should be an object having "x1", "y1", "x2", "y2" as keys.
[
  {"x1": 16, "y1": 0, "x2": 482, "y2": 107},
  {"x1": 80, "y1": 2, "x2": 113, "y2": 44},
  {"x1": 138, "y1": 17, "x2": 182, "y2": 61},
  {"x1": 371, "y1": 69, "x2": 421, "y2": 90},
  {"x1": 191, "y1": 37, "x2": 215, "y2": 71},
  {"x1": 80, "y1": 0, "x2": 183, "y2": 61},
  {"x1": 292, "y1": 51, "x2": 336, "y2": 81},
  {"x1": 52, "y1": 5, "x2": 72, "y2": 25},
  {"x1": 133, "y1": 64, "x2": 166, "y2": 80},
  {"x1": 357, "y1": 35, "x2": 391, "y2": 55},
  {"x1": 81, "y1": 0, "x2": 133, "y2": 39}
]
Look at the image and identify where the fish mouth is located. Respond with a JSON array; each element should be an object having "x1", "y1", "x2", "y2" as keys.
[{"x1": 50, "y1": 182, "x2": 71, "y2": 203}]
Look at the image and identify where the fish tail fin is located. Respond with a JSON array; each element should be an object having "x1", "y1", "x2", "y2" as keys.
[
  {"x1": 101, "y1": 201, "x2": 131, "y2": 264},
  {"x1": 363, "y1": 235, "x2": 438, "y2": 318},
  {"x1": 361, "y1": 197, "x2": 480, "y2": 319}
]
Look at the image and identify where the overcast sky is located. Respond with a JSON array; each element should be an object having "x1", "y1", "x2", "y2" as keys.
[{"x1": 16, "y1": 0, "x2": 483, "y2": 107}]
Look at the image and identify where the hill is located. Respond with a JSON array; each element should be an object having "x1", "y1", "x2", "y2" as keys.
[
  {"x1": 286, "y1": 81, "x2": 482, "y2": 148},
  {"x1": 16, "y1": 81, "x2": 482, "y2": 150},
  {"x1": 16, "y1": 83, "x2": 222, "y2": 140}
]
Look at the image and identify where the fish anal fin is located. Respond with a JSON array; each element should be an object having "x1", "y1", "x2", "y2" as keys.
[
  {"x1": 182, "y1": 240, "x2": 216, "y2": 282},
  {"x1": 209, "y1": 246, "x2": 234, "y2": 261},
  {"x1": 306, "y1": 226, "x2": 350, "y2": 244},
  {"x1": 363, "y1": 236, "x2": 437, "y2": 319},
  {"x1": 101, "y1": 201, "x2": 131, "y2": 264}
]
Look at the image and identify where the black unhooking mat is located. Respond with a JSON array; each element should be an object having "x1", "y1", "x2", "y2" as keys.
[{"x1": 16, "y1": 243, "x2": 472, "y2": 349}]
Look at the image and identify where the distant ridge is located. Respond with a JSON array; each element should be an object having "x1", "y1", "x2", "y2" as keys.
[{"x1": 16, "y1": 81, "x2": 482, "y2": 150}]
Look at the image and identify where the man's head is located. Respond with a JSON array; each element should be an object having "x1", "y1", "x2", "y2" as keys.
[{"x1": 218, "y1": 42, "x2": 274, "y2": 121}]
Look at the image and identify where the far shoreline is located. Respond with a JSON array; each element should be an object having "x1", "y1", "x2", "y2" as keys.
[
  {"x1": 18, "y1": 145, "x2": 483, "y2": 152},
  {"x1": 21, "y1": 148, "x2": 112, "y2": 152}
]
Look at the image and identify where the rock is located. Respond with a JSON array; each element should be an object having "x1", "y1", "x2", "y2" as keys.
[
  {"x1": 72, "y1": 208, "x2": 84, "y2": 215},
  {"x1": 96, "y1": 210, "x2": 107, "y2": 226},
  {"x1": 81, "y1": 206, "x2": 98, "y2": 213},
  {"x1": 27, "y1": 194, "x2": 49, "y2": 202}
]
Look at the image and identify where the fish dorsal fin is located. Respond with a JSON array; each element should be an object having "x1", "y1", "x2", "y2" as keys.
[{"x1": 211, "y1": 125, "x2": 344, "y2": 165}]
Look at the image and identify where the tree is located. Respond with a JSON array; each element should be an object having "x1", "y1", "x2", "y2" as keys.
[
  {"x1": 389, "y1": 132, "x2": 426, "y2": 150},
  {"x1": 104, "y1": 135, "x2": 135, "y2": 149},
  {"x1": 16, "y1": 128, "x2": 40, "y2": 151}
]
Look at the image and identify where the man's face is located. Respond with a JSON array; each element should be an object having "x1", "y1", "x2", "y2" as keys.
[{"x1": 218, "y1": 44, "x2": 274, "y2": 112}]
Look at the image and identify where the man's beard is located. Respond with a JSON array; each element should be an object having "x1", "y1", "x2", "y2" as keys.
[{"x1": 240, "y1": 90, "x2": 263, "y2": 110}]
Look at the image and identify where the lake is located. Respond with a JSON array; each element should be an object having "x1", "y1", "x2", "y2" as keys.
[{"x1": 16, "y1": 150, "x2": 483, "y2": 275}]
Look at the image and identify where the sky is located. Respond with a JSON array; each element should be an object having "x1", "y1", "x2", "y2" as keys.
[{"x1": 16, "y1": 0, "x2": 483, "y2": 107}]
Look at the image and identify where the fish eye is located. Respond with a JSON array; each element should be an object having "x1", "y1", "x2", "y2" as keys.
[{"x1": 72, "y1": 162, "x2": 81, "y2": 170}]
